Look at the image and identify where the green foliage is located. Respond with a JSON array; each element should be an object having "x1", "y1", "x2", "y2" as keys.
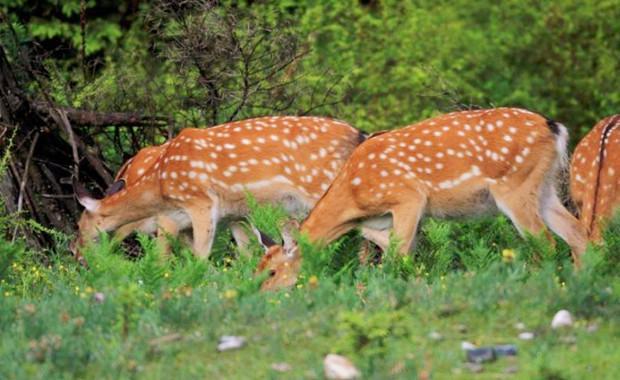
[
  {"x1": 244, "y1": 193, "x2": 289, "y2": 244},
  {"x1": 0, "y1": 217, "x2": 619, "y2": 378},
  {"x1": 267, "y1": 0, "x2": 620, "y2": 143},
  {"x1": 2, "y1": 1, "x2": 620, "y2": 378},
  {"x1": 335, "y1": 309, "x2": 414, "y2": 372},
  {"x1": 596, "y1": 211, "x2": 620, "y2": 274}
]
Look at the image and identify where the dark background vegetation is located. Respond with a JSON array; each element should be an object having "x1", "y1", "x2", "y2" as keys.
[
  {"x1": 1, "y1": 0, "x2": 619, "y2": 246},
  {"x1": 1, "y1": 2, "x2": 620, "y2": 379}
]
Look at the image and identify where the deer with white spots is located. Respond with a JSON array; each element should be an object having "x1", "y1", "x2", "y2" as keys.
[
  {"x1": 570, "y1": 115, "x2": 620, "y2": 241},
  {"x1": 71, "y1": 116, "x2": 372, "y2": 258},
  {"x1": 256, "y1": 108, "x2": 588, "y2": 291},
  {"x1": 104, "y1": 143, "x2": 263, "y2": 253}
]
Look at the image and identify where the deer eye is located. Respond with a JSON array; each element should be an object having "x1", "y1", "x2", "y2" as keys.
[{"x1": 269, "y1": 270, "x2": 276, "y2": 277}]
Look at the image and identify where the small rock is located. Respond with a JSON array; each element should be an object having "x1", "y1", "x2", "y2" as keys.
[
  {"x1": 559, "y1": 335, "x2": 577, "y2": 345},
  {"x1": 493, "y1": 344, "x2": 518, "y2": 357},
  {"x1": 586, "y1": 323, "x2": 599, "y2": 333},
  {"x1": 324, "y1": 354, "x2": 360, "y2": 380},
  {"x1": 504, "y1": 365, "x2": 519, "y2": 374},
  {"x1": 551, "y1": 309, "x2": 574, "y2": 329},
  {"x1": 271, "y1": 362, "x2": 292, "y2": 372},
  {"x1": 455, "y1": 324, "x2": 468, "y2": 333},
  {"x1": 461, "y1": 341, "x2": 477, "y2": 351},
  {"x1": 428, "y1": 331, "x2": 444, "y2": 341},
  {"x1": 93, "y1": 292, "x2": 105, "y2": 303},
  {"x1": 514, "y1": 322, "x2": 526, "y2": 330},
  {"x1": 518, "y1": 332, "x2": 535, "y2": 341},
  {"x1": 217, "y1": 336, "x2": 246, "y2": 352},
  {"x1": 465, "y1": 362, "x2": 484, "y2": 373},
  {"x1": 466, "y1": 347, "x2": 496, "y2": 364}
]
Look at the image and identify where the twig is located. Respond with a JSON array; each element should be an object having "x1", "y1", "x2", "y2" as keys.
[
  {"x1": 49, "y1": 108, "x2": 80, "y2": 177},
  {"x1": 12, "y1": 131, "x2": 40, "y2": 242},
  {"x1": 40, "y1": 194, "x2": 74, "y2": 199}
]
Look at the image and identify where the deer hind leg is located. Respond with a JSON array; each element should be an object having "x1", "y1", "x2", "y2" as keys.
[
  {"x1": 540, "y1": 186, "x2": 588, "y2": 265},
  {"x1": 492, "y1": 186, "x2": 548, "y2": 236},
  {"x1": 156, "y1": 214, "x2": 181, "y2": 255},
  {"x1": 389, "y1": 194, "x2": 427, "y2": 256},
  {"x1": 360, "y1": 228, "x2": 391, "y2": 251},
  {"x1": 187, "y1": 200, "x2": 217, "y2": 259}
]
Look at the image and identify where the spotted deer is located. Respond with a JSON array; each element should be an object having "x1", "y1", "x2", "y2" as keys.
[
  {"x1": 570, "y1": 115, "x2": 620, "y2": 241},
  {"x1": 256, "y1": 108, "x2": 588, "y2": 291},
  {"x1": 72, "y1": 116, "x2": 384, "y2": 258},
  {"x1": 108, "y1": 144, "x2": 259, "y2": 253}
]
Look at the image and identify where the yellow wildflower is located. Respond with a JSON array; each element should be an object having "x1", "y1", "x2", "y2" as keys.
[
  {"x1": 223, "y1": 289, "x2": 238, "y2": 299},
  {"x1": 308, "y1": 275, "x2": 319, "y2": 288},
  {"x1": 502, "y1": 249, "x2": 516, "y2": 263}
]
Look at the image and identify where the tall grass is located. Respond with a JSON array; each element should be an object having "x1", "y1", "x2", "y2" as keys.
[{"x1": 0, "y1": 201, "x2": 618, "y2": 379}]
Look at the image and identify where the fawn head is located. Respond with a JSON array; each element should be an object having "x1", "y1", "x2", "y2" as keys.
[
  {"x1": 255, "y1": 220, "x2": 302, "y2": 291},
  {"x1": 71, "y1": 177, "x2": 126, "y2": 258}
]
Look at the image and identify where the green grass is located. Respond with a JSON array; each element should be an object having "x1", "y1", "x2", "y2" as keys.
[{"x1": 1, "y1": 205, "x2": 619, "y2": 379}]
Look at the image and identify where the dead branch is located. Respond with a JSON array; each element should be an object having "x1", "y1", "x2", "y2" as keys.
[
  {"x1": 32, "y1": 102, "x2": 168, "y2": 127},
  {"x1": 12, "y1": 131, "x2": 40, "y2": 242}
]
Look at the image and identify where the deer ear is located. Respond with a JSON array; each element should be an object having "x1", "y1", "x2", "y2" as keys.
[
  {"x1": 281, "y1": 220, "x2": 300, "y2": 249},
  {"x1": 105, "y1": 179, "x2": 126, "y2": 196},
  {"x1": 254, "y1": 228, "x2": 278, "y2": 249},
  {"x1": 73, "y1": 177, "x2": 101, "y2": 212}
]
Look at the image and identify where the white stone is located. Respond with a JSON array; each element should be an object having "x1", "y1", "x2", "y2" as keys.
[
  {"x1": 217, "y1": 336, "x2": 246, "y2": 352},
  {"x1": 551, "y1": 309, "x2": 574, "y2": 329},
  {"x1": 518, "y1": 332, "x2": 535, "y2": 340},
  {"x1": 461, "y1": 341, "x2": 477, "y2": 351},
  {"x1": 324, "y1": 354, "x2": 360, "y2": 380}
]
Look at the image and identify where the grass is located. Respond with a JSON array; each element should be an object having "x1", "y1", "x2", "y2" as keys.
[{"x1": 1, "y1": 203, "x2": 619, "y2": 379}]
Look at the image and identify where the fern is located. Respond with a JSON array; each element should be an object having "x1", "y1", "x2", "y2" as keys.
[{"x1": 135, "y1": 234, "x2": 166, "y2": 292}]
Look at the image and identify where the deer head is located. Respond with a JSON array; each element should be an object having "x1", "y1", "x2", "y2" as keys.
[{"x1": 255, "y1": 220, "x2": 302, "y2": 291}]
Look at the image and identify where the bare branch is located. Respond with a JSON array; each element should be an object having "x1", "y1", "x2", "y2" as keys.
[
  {"x1": 12, "y1": 131, "x2": 39, "y2": 242},
  {"x1": 32, "y1": 102, "x2": 168, "y2": 127}
]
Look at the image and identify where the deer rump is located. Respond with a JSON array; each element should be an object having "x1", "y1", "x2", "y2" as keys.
[{"x1": 570, "y1": 115, "x2": 620, "y2": 240}]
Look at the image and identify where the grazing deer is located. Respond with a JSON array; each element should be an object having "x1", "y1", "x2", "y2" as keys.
[
  {"x1": 71, "y1": 116, "x2": 382, "y2": 258},
  {"x1": 570, "y1": 115, "x2": 620, "y2": 241},
  {"x1": 256, "y1": 108, "x2": 588, "y2": 291},
  {"x1": 108, "y1": 144, "x2": 260, "y2": 253}
]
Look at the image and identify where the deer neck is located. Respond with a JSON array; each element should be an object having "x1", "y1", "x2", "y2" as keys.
[{"x1": 98, "y1": 176, "x2": 165, "y2": 231}]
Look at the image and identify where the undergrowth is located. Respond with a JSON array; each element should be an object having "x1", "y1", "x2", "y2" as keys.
[{"x1": 0, "y1": 202, "x2": 619, "y2": 379}]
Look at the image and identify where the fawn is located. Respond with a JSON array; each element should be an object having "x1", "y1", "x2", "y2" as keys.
[
  {"x1": 72, "y1": 116, "x2": 380, "y2": 258},
  {"x1": 256, "y1": 108, "x2": 588, "y2": 290}
]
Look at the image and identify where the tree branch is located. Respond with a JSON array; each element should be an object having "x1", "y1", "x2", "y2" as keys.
[{"x1": 32, "y1": 102, "x2": 168, "y2": 127}]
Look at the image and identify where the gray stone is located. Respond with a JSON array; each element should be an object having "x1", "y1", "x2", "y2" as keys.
[
  {"x1": 466, "y1": 347, "x2": 496, "y2": 364},
  {"x1": 217, "y1": 335, "x2": 246, "y2": 352}
]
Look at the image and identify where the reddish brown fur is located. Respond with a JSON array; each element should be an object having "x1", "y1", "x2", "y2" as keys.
[
  {"x1": 259, "y1": 108, "x2": 587, "y2": 291},
  {"x1": 114, "y1": 145, "x2": 166, "y2": 184},
  {"x1": 570, "y1": 115, "x2": 620, "y2": 241},
  {"x1": 74, "y1": 116, "x2": 365, "y2": 257}
]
